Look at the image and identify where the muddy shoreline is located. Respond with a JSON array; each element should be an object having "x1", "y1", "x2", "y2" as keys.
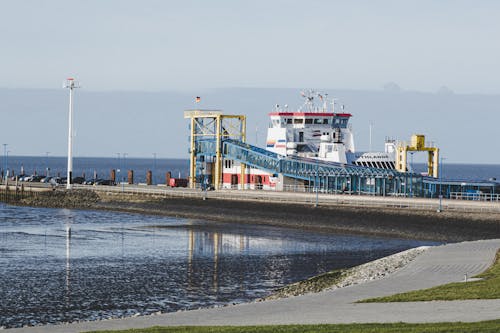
[{"x1": 7, "y1": 189, "x2": 500, "y2": 242}]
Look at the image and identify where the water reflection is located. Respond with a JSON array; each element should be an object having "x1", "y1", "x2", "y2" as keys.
[
  {"x1": 187, "y1": 229, "x2": 253, "y2": 292},
  {"x1": 63, "y1": 209, "x2": 72, "y2": 305}
]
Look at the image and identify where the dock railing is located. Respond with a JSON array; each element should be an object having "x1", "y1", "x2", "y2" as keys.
[{"x1": 450, "y1": 192, "x2": 500, "y2": 202}]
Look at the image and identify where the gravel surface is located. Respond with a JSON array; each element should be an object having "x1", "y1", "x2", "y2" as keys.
[{"x1": 266, "y1": 246, "x2": 430, "y2": 299}]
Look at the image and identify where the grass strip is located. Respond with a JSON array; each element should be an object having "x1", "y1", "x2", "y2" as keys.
[
  {"x1": 86, "y1": 320, "x2": 500, "y2": 333},
  {"x1": 360, "y1": 249, "x2": 500, "y2": 303}
]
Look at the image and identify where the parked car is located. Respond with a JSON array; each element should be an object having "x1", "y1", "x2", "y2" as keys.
[
  {"x1": 51, "y1": 177, "x2": 62, "y2": 184},
  {"x1": 72, "y1": 177, "x2": 85, "y2": 184},
  {"x1": 94, "y1": 179, "x2": 114, "y2": 186},
  {"x1": 29, "y1": 175, "x2": 44, "y2": 182},
  {"x1": 40, "y1": 176, "x2": 53, "y2": 183}
]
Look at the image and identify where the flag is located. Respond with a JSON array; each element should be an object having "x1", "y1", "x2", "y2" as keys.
[{"x1": 195, "y1": 96, "x2": 201, "y2": 103}]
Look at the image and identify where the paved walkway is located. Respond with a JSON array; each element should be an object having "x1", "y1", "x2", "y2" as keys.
[{"x1": 9, "y1": 239, "x2": 500, "y2": 332}]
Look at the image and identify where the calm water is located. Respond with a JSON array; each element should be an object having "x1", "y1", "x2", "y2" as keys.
[
  {"x1": 0, "y1": 204, "x2": 437, "y2": 328},
  {"x1": 3, "y1": 156, "x2": 500, "y2": 184}
]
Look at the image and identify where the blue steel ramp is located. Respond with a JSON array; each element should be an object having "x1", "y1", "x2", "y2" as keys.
[{"x1": 222, "y1": 139, "x2": 404, "y2": 180}]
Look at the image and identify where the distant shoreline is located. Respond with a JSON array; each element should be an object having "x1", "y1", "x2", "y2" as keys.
[{"x1": 5, "y1": 187, "x2": 500, "y2": 242}]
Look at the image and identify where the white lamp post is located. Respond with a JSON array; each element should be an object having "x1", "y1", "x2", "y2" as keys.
[{"x1": 64, "y1": 78, "x2": 80, "y2": 189}]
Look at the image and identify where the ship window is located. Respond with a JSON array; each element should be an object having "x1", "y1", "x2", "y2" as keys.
[
  {"x1": 314, "y1": 119, "x2": 323, "y2": 124},
  {"x1": 294, "y1": 118, "x2": 304, "y2": 124},
  {"x1": 305, "y1": 118, "x2": 313, "y2": 124},
  {"x1": 323, "y1": 119, "x2": 329, "y2": 124},
  {"x1": 286, "y1": 118, "x2": 292, "y2": 124}
]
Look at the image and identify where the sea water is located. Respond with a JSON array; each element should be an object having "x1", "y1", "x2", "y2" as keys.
[{"x1": 0, "y1": 204, "x2": 437, "y2": 328}]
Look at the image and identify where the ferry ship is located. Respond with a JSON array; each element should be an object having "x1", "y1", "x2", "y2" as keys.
[{"x1": 222, "y1": 91, "x2": 397, "y2": 190}]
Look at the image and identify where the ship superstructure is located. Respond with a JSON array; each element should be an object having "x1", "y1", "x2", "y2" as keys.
[
  {"x1": 265, "y1": 91, "x2": 396, "y2": 169},
  {"x1": 221, "y1": 90, "x2": 398, "y2": 190}
]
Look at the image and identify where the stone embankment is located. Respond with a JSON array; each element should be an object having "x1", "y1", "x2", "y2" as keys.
[
  {"x1": 266, "y1": 246, "x2": 429, "y2": 300},
  {"x1": 15, "y1": 188, "x2": 100, "y2": 208}
]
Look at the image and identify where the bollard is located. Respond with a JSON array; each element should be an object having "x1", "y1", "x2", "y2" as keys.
[
  {"x1": 146, "y1": 170, "x2": 152, "y2": 185},
  {"x1": 110, "y1": 169, "x2": 116, "y2": 183},
  {"x1": 127, "y1": 170, "x2": 134, "y2": 185},
  {"x1": 166, "y1": 171, "x2": 171, "y2": 186}
]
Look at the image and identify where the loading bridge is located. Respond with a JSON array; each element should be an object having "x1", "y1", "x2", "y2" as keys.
[
  {"x1": 224, "y1": 139, "x2": 421, "y2": 196},
  {"x1": 194, "y1": 138, "x2": 422, "y2": 196}
]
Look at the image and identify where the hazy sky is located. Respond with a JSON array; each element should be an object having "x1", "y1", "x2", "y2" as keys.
[
  {"x1": 1, "y1": 1, "x2": 500, "y2": 165},
  {"x1": 2, "y1": 0, "x2": 500, "y2": 93}
]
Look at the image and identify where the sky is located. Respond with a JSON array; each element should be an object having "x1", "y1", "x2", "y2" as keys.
[
  {"x1": 1, "y1": 1, "x2": 500, "y2": 164},
  {"x1": 1, "y1": 0, "x2": 500, "y2": 93}
]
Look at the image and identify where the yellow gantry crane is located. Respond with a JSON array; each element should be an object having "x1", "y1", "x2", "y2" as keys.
[
  {"x1": 184, "y1": 110, "x2": 246, "y2": 190},
  {"x1": 396, "y1": 134, "x2": 439, "y2": 178}
]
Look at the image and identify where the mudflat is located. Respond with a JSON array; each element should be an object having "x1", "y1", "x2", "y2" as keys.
[{"x1": 13, "y1": 188, "x2": 500, "y2": 242}]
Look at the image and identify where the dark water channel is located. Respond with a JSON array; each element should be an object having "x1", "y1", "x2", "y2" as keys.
[{"x1": 0, "y1": 204, "x2": 437, "y2": 328}]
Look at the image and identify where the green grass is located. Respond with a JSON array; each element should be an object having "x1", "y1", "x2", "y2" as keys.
[
  {"x1": 86, "y1": 321, "x2": 500, "y2": 333},
  {"x1": 361, "y1": 250, "x2": 500, "y2": 303}
]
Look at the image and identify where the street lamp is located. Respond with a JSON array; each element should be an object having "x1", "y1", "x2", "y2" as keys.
[
  {"x1": 6, "y1": 150, "x2": 10, "y2": 179},
  {"x1": 2, "y1": 144, "x2": 7, "y2": 182},
  {"x1": 45, "y1": 152, "x2": 50, "y2": 177},
  {"x1": 122, "y1": 153, "x2": 128, "y2": 171},
  {"x1": 437, "y1": 156, "x2": 446, "y2": 212},
  {"x1": 64, "y1": 77, "x2": 80, "y2": 189},
  {"x1": 409, "y1": 152, "x2": 414, "y2": 197}
]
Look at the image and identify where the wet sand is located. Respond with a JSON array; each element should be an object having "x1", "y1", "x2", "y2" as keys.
[{"x1": 12, "y1": 188, "x2": 499, "y2": 242}]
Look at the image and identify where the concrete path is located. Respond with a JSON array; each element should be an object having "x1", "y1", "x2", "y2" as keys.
[{"x1": 9, "y1": 239, "x2": 500, "y2": 332}]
